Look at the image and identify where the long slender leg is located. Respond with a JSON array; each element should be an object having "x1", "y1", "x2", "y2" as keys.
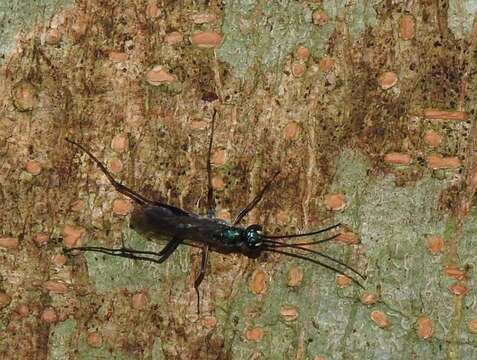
[
  {"x1": 233, "y1": 171, "x2": 280, "y2": 225},
  {"x1": 206, "y1": 110, "x2": 217, "y2": 218},
  {"x1": 113, "y1": 235, "x2": 182, "y2": 260},
  {"x1": 65, "y1": 236, "x2": 183, "y2": 264},
  {"x1": 154, "y1": 236, "x2": 183, "y2": 262},
  {"x1": 194, "y1": 245, "x2": 209, "y2": 314},
  {"x1": 66, "y1": 138, "x2": 152, "y2": 206}
]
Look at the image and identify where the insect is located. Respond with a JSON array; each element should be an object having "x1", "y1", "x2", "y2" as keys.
[{"x1": 65, "y1": 111, "x2": 365, "y2": 312}]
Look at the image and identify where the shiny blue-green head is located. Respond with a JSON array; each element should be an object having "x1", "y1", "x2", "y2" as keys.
[
  {"x1": 220, "y1": 225, "x2": 264, "y2": 256},
  {"x1": 244, "y1": 225, "x2": 263, "y2": 247}
]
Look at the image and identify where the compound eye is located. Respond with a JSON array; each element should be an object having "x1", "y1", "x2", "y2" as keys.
[{"x1": 245, "y1": 226, "x2": 263, "y2": 247}]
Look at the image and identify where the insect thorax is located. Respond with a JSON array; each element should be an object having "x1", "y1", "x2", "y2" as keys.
[
  {"x1": 215, "y1": 225, "x2": 263, "y2": 252},
  {"x1": 219, "y1": 228, "x2": 243, "y2": 244}
]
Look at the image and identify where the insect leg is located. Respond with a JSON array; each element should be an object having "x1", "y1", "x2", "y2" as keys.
[
  {"x1": 206, "y1": 110, "x2": 217, "y2": 218},
  {"x1": 155, "y1": 236, "x2": 183, "y2": 262},
  {"x1": 66, "y1": 138, "x2": 153, "y2": 206},
  {"x1": 194, "y1": 245, "x2": 209, "y2": 314},
  {"x1": 233, "y1": 171, "x2": 280, "y2": 225},
  {"x1": 64, "y1": 236, "x2": 183, "y2": 263},
  {"x1": 65, "y1": 246, "x2": 166, "y2": 264}
]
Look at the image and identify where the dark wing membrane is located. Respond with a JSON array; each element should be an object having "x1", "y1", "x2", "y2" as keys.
[
  {"x1": 131, "y1": 205, "x2": 233, "y2": 247},
  {"x1": 151, "y1": 201, "x2": 192, "y2": 217}
]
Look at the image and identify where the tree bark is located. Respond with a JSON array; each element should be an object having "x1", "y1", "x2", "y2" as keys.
[{"x1": 1, "y1": 1, "x2": 477, "y2": 359}]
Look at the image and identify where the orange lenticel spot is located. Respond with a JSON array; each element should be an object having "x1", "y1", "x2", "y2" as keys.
[
  {"x1": 41, "y1": 307, "x2": 58, "y2": 324},
  {"x1": 12, "y1": 80, "x2": 37, "y2": 111},
  {"x1": 51, "y1": 254, "x2": 67, "y2": 266},
  {"x1": 217, "y1": 209, "x2": 231, "y2": 222},
  {"x1": 26, "y1": 160, "x2": 42, "y2": 175},
  {"x1": 108, "y1": 51, "x2": 128, "y2": 62},
  {"x1": 109, "y1": 157, "x2": 123, "y2": 173},
  {"x1": 190, "y1": 120, "x2": 208, "y2": 130},
  {"x1": 87, "y1": 332, "x2": 103, "y2": 348},
  {"x1": 324, "y1": 193, "x2": 346, "y2": 211},
  {"x1": 399, "y1": 15, "x2": 415, "y2": 40},
  {"x1": 283, "y1": 121, "x2": 300, "y2": 140},
  {"x1": 291, "y1": 62, "x2": 306, "y2": 77},
  {"x1": 62, "y1": 225, "x2": 85, "y2": 248},
  {"x1": 43, "y1": 281, "x2": 68, "y2": 294},
  {"x1": 190, "y1": 31, "x2": 223, "y2": 48},
  {"x1": 416, "y1": 315, "x2": 433, "y2": 340},
  {"x1": 111, "y1": 134, "x2": 128, "y2": 152},
  {"x1": 211, "y1": 149, "x2": 226, "y2": 166},
  {"x1": 202, "y1": 316, "x2": 217, "y2": 329},
  {"x1": 15, "y1": 304, "x2": 29, "y2": 317},
  {"x1": 211, "y1": 176, "x2": 225, "y2": 190},
  {"x1": 423, "y1": 130, "x2": 443, "y2": 148},
  {"x1": 295, "y1": 46, "x2": 310, "y2": 60},
  {"x1": 132, "y1": 292, "x2": 148, "y2": 310},
  {"x1": 246, "y1": 327, "x2": 264, "y2": 341},
  {"x1": 0, "y1": 292, "x2": 11, "y2": 309},
  {"x1": 191, "y1": 13, "x2": 217, "y2": 24},
  {"x1": 449, "y1": 282, "x2": 468, "y2": 296},
  {"x1": 423, "y1": 109, "x2": 468, "y2": 121},
  {"x1": 426, "y1": 155, "x2": 461, "y2": 169},
  {"x1": 0, "y1": 237, "x2": 19, "y2": 250},
  {"x1": 319, "y1": 56, "x2": 334, "y2": 73},
  {"x1": 249, "y1": 269, "x2": 266, "y2": 295},
  {"x1": 371, "y1": 310, "x2": 391, "y2": 328},
  {"x1": 467, "y1": 319, "x2": 477, "y2": 334},
  {"x1": 443, "y1": 265, "x2": 466, "y2": 281},
  {"x1": 383, "y1": 152, "x2": 412, "y2": 165},
  {"x1": 34, "y1": 233, "x2": 49, "y2": 247},
  {"x1": 280, "y1": 305, "x2": 298, "y2": 321},
  {"x1": 426, "y1": 235, "x2": 444, "y2": 255},
  {"x1": 335, "y1": 231, "x2": 359, "y2": 245},
  {"x1": 164, "y1": 31, "x2": 183, "y2": 45},
  {"x1": 146, "y1": 0, "x2": 161, "y2": 18},
  {"x1": 45, "y1": 29, "x2": 61, "y2": 45},
  {"x1": 287, "y1": 266, "x2": 304, "y2": 287},
  {"x1": 360, "y1": 292, "x2": 378, "y2": 305},
  {"x1": 378, "y1": 71, "x2": 398, "y2": 90},
  {"x1": 336, "y1": 275, "x2": 352, "y2": 288},
  {"x1": 146, "y1": 65, "x2": 176, "y2": 86},
  {"x1": 112, "y1": 199, "x2": 133, "y2": 216},
  {"x1": 312, "y1": 10, "x2": 328, "y2": 26}
]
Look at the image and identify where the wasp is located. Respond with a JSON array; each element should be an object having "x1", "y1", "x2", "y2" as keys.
[{"x1": 65, "y1": 111, "x2": 365, "y2": 312}]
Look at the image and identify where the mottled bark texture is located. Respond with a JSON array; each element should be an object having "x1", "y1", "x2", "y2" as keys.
[{"x1": 1, "y1": 1, "x2": 477, "y2": 359}]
